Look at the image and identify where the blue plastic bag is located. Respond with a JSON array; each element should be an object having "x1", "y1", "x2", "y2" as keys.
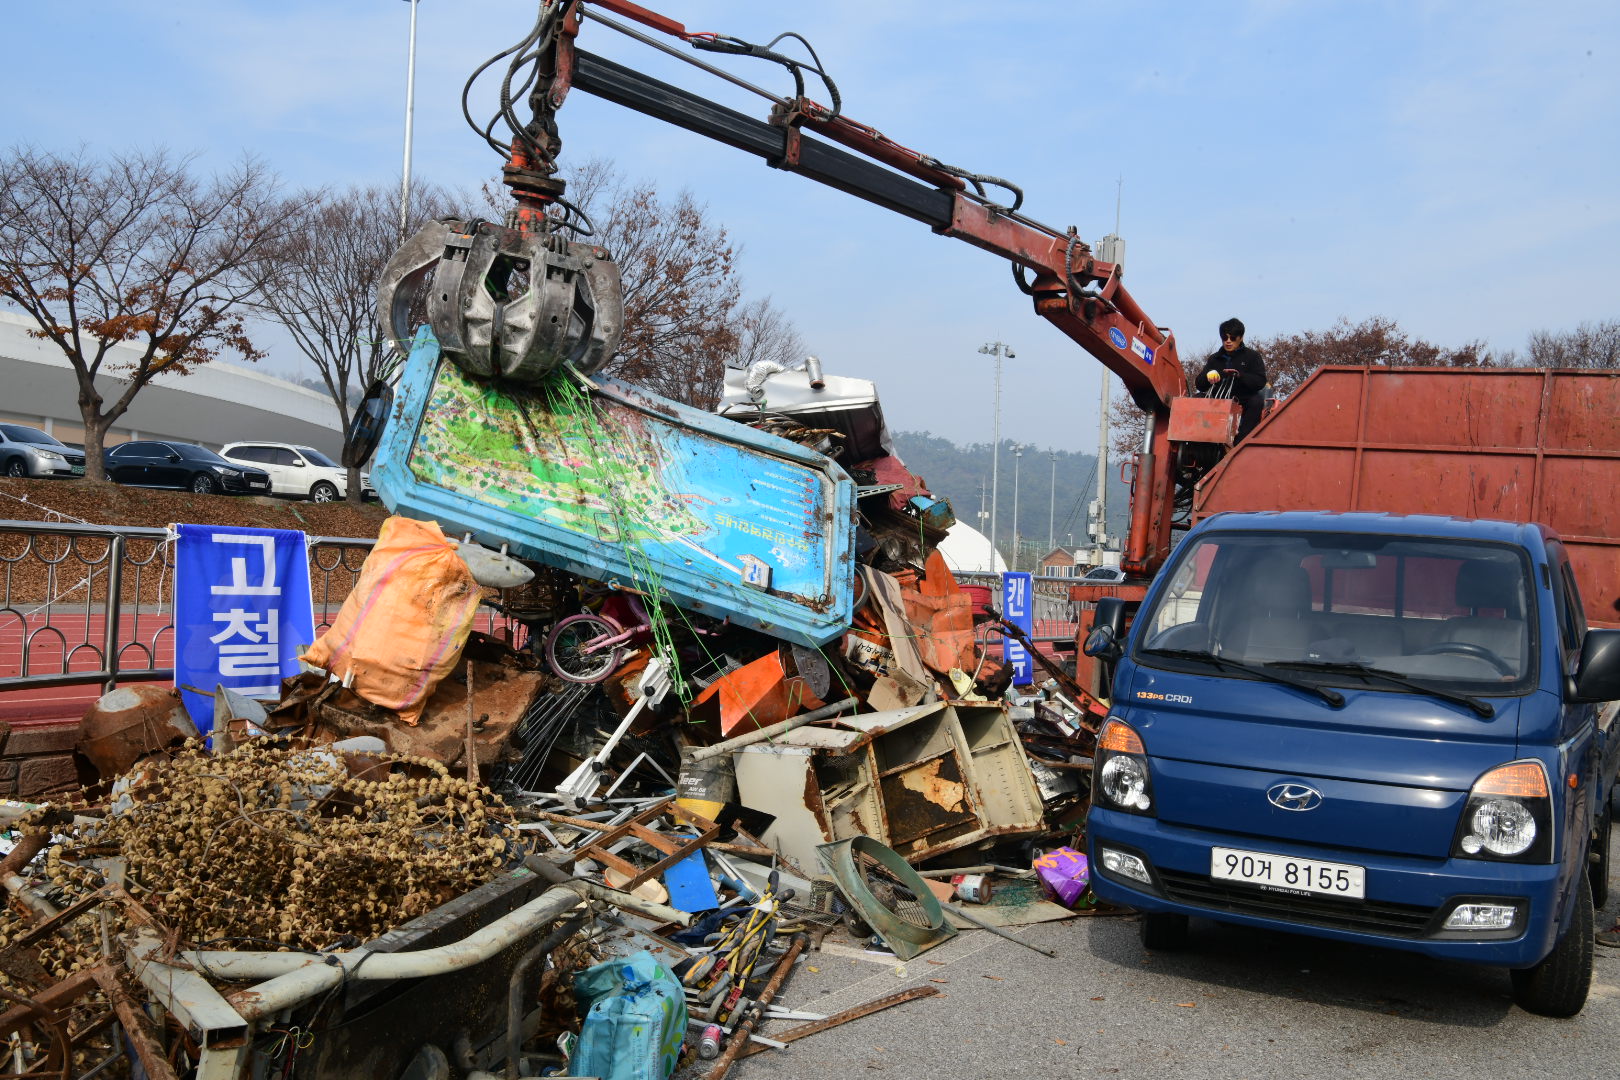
[{"x1": 570, "y1": 951, "x2": 688, "y2": 1080}]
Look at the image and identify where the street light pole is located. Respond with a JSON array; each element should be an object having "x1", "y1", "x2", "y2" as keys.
[
  {"x1": 979, "y1": 341, "x2": 1015, "y2": 571},
  {"x1": 399, "y1": 0, "x2": 422, "y2": 242},
  {"x1": 1012, "y1": 443, "x2": 1025, "y2": 572}
]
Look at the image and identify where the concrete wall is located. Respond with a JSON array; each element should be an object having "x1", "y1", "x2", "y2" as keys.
[{"x1": 0, "y1": 312, "x2": 346, "y2": 457}]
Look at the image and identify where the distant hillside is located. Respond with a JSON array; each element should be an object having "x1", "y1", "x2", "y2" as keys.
[{"x1": 890, "y1": 431, "x2": 1130, "y2": 569}]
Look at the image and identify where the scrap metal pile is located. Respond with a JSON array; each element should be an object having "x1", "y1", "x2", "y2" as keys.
[
  {"x1": 0, "y1": 348, "x2": 1112, "y2": 1076},
  {"x1": 0, "y1": 6, "x2": 1117, "y2": 1065}
]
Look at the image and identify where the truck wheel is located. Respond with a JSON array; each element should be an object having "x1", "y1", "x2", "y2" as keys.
[
  {"x1": 1139, "y1": 912, "x2": 1189, "y2": 951},
  {"x1": 1510, "y1": 876, "x2": 1592, "y2": 1018},
  {"x1": 1590, "y1": 808, "x2": 1611, "y2": 910}
]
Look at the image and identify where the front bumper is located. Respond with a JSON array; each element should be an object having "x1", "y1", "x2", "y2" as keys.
[
  {"x1": 1087, "y1": 807, "x2": 1567, "y2": 966},
  {"x1": 220, "y1": 473, "x2": 273, "y2": 495}
]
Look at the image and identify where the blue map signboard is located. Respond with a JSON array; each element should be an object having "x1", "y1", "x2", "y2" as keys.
[
  {"x1": 370, "y1": 329, "x2": 856, "y2": 646},
  {"x1": 173, "y1": 524, "x2": 315, "y2": 734},
  {"x1": 1002, "y1": 571, "x2": 1034, "y2": 685}
]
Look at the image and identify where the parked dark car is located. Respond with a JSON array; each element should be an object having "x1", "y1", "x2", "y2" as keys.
[
  {"x1": 103, "y1": 441, "x2": 272, "y2": 495},
  {"x1": 0, "y1": 424, "x2": 86, "y2": 479}
]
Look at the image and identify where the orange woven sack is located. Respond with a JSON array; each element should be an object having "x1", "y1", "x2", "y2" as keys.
[{"x1": 301, "y1": 516, "x2": 482, "y2": 725}]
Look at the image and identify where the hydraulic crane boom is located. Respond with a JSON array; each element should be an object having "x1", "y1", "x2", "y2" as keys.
[{"x1": 382, "y1": 0, "x2": 1201, "y2": 579}]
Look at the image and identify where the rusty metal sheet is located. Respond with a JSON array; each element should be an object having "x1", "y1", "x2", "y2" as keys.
[
  {"x1": 879, "y1": 749, "x2": 975, "y2": 846},
  {"x1": 1196, "y1": 366, "x2": 1620, "y2": 628},
  {"x1": 1168, "y1": 396, "x2": 1239, "y2": 445}
]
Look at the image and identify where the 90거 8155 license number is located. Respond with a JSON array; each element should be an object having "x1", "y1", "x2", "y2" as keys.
[{"x1": 1210, "y1": 846, "x2": 1365, "y2": 898}]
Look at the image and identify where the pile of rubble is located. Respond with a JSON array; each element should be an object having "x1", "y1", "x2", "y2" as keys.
[{"x1": 0, "y1": 358, "x2": 1114, "y2": 1079}]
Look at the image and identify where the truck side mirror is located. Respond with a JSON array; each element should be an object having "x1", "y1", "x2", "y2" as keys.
[
  {"x1": 1083, "y1": 597, "x2": 1128, "y2": 662},
  {"x1": 1570, "y1": 629, "x2": 1620, "y2": 704}
]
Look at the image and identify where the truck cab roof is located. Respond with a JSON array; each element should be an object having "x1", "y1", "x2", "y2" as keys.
[{"x1": 1195, "y1": 510, "x2": 1552, "y2": 550}]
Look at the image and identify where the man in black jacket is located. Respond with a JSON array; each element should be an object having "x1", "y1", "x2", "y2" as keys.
[{"x1": 1197, "y1": 317, "x2": 1267, "y2": 442}]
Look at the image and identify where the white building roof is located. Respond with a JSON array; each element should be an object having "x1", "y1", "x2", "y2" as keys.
[{"x1": 0, "y1": 311, "x2": 346, "y2": 456}]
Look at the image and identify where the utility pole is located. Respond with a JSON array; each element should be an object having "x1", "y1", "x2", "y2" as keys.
[
  {"x1": 399, "y1": 0, "x2": 422, "y2": 242},
  {"x1": 1096, "y1": 371, "x2": 1110, "y2": 564},
  {"x1": 1047, "y1": 450, "x2": 1058, "y2": 555},
  {"x1": 979, "y1": 342, "x2": 1015, "y2": 570},
  {"x1": 1012, "y1": 443, "x2": 1025, "y2": 573}
]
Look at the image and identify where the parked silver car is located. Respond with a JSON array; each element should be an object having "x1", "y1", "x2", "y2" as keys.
[
  {"x1": 0, "y1": 424, "x2": 86, "y2": 479},
  {"x1": 219, "y1": 441, "x2": 373, "y2": 502}
]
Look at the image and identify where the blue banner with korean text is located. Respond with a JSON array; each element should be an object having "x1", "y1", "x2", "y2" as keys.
[
  {"x1": 173, "y1": 524, "x2": 315, "y2": 734},
  {"x1": 1001, "y1": 571, "x2": 1034, "y2": 685}
]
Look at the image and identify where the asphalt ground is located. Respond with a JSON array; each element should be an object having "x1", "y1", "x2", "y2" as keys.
[{"x1": 708, "y1": 862, "x2": 1620, "y2": 1079}]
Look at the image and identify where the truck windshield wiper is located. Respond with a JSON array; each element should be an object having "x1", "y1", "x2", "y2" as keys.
[
  {"x1": 1139, "y1": 648, "x2": 1345, "y2": 707},
  {"x1": 1267, "y1": 659, "x2": 1495, "y2": 719}
]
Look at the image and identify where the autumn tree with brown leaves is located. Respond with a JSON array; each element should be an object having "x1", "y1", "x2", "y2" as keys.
[
  {"x1": 483, "y1": 159, "x2": 802, "y2": 408},
  {"x1": 0, "y1": 147, "x2": 308, "y2": 481},
  {"x1": 1109, "y1": 315, "x2": 1497, "y2": 455},
  {"x1": 258, "y1": 182, "x2": 454, "y2": 501}
]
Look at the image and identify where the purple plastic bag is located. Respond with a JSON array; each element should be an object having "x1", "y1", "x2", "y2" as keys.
[{"x1": 1034, "y1": 846, "x2": 1091, "y2": 908}]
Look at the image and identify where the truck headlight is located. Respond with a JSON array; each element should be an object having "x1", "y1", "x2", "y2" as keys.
[
  {"x1": 1095, "y1": 718, "x2": 1155, "y2": 815},
  {"x1": 1452, "y1": 760, "x2": 1553, "y2": 863}
]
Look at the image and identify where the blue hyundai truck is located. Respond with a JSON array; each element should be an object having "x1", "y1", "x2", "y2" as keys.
[{"x1": 1084, "y1": 511, "x2": 1620, "y2": 1016}]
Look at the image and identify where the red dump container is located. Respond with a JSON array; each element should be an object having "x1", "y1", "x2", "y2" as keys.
[{"x1": 1194, "y1": 366, "x2": 1620, "y2": 628}]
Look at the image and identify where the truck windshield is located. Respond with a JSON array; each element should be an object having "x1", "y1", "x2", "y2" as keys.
[{"x1": 1136, "y1": 531, "x2": 1535, "y2": 693}]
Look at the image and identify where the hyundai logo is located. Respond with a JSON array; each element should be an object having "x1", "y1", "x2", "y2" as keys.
[{"x1": 1266, "y1": 783, "x2": 1323, "y2": 812}]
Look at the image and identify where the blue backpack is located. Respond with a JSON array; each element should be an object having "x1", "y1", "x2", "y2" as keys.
[{"x1": 570, "y1": 951, "x2": 688, "y2": 1080}]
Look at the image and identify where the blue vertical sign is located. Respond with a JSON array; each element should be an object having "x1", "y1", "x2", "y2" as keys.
[
  {"x1": 174, "y1": 525, "x2": 316, "y2": 734},
  {"x1": 1002, "y1": 571, "x2": 1034, "y2": 685}
]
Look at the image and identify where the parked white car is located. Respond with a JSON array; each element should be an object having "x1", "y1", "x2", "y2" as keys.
[{"x1": 219, "y1": 442, "x2": 373, "y2": 502}]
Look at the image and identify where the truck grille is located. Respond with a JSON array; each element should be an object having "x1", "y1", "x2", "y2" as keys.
[{"x1": 1158, "y1": 868, "x2": 1437, "y2": 938}]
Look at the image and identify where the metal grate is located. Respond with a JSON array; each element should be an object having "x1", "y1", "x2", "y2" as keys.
[
  {"x1": 1157, "y1": 868, "x2": 1437, "y2": 938},
  {"x1": 856, "y1": 850, "x2": 933, "y2": 930}
]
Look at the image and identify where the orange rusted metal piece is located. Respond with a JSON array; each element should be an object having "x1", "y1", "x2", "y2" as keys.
[
  {"x1": 899, "y1": 550, "x2": 979, "y2": 677},
  {"x1": 1167, "y1": 396, "x2": 1240, "y2": 445},
  {"x1": 76, "y1": 685, "x2": 199, "y2": 782}
]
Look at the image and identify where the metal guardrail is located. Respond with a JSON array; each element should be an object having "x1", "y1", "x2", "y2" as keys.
[
  {"x1": 0, "y1": 519, "x2": 380, "y2": 695},
  {"x1": 1, "y1": 518, "x2": 1085, "y2": 699}
]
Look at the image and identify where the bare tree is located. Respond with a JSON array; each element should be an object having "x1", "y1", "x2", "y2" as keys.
[
  {"x1": 480, "y1": 158, "x2": 802, "y2": 408},
  {"x1": 1523, "y1": 319, "x2": 1620, "y2": 369},
  {"x1": 258, "y1": 182, "x2": 453, "y2": 501},
  {"x1": 723, "y1": 296, "x2": 806, "y2": 375},
  {"x1": 0, "y1": 146, "x2": 307, "y2": 481}
]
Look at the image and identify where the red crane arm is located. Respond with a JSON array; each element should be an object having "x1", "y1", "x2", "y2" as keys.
[{"x1": 532, "y1": 2, "x2": 1187, "y2": 573}]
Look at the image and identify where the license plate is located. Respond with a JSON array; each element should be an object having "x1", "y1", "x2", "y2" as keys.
[
  {"x1": 1211, "y1": 846, "x2": 1365, "y2": 899},
  {"x1": 249, "y1": 479, "x2": 268, "y2": 487},
  {"x1": 70, "y1": 466, "x2": 84, "y2": 475}
]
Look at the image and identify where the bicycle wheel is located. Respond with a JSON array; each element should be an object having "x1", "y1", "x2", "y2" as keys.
[{"x1": 545, "y1": 614, "x2": 624, "y2": 684}]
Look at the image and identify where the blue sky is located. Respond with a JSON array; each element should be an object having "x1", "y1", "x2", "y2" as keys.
[{"x1": 6, "y1": 1, "x2": 1617, "y2": 452}]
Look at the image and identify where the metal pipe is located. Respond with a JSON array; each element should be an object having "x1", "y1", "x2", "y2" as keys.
[
  {"x1": 102, "y1": 534, "x2": 124, "y2": 693},
  {"x1": 191, "y1": 878, "x2": 691, "y2": 988},
  {"x1": 506, "y1": 912, "x2": 589, "y2": 1080},
  {"x1": 223, "y1": 886, "x2": 582, "y2": 1019},
  {"x1": 686, "y1": 697, "x2": 858, "y2": 762}
]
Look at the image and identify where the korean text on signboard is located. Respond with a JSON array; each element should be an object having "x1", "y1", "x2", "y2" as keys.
[
  {"x1": 1002, "y1": 571, "x2": 1034, "y2": 685},
  {"x1": 174, "y1": 525, "x2": 316, "y2": 733}
]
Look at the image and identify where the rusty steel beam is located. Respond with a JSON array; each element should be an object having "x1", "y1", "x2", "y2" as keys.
[
  {"x1": 738, "y1": 984, "x2": 941, "y2": 1058},
  {"x1": 90, "y1": 965, "x2": 181, "y2": 1080}
]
